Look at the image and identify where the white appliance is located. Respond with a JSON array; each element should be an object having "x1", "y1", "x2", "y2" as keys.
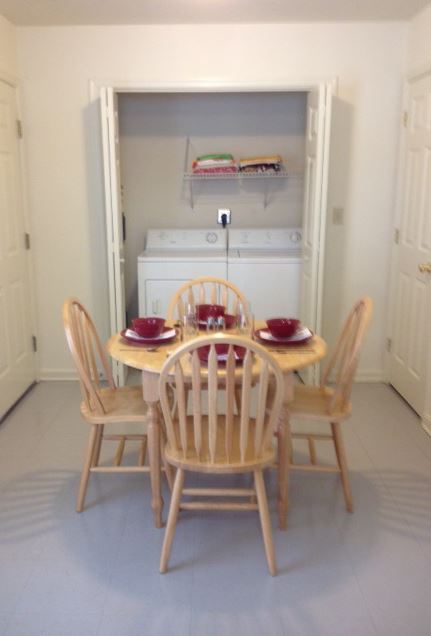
[
  {"x1": 138, "y1": 228, "x2": 227, "y2": 317},
  {"x1": 228, "y1": 228, "x2": 303, "y2": 319}
]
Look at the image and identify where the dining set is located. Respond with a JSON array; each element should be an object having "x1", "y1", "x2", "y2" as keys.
[{"x1": 63, "y1": 276, "x2": 372, "y2": 575}]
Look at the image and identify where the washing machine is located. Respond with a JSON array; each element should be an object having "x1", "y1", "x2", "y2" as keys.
[
  {"x1": 138, "y1": 228, "x2": 227, "y2": 317},
  {"x1": 228, "y1": 228, "x2": 303, "y2": 319}
]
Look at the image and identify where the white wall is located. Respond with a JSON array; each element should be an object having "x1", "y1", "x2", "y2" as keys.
[
  {"x1": 407, "y1": 3, "x2": 431, "y2": 71},
  {"x1": 0, "y1": 14, "x2": 17, "y2": 77},
  {"x1": 16, "y1": 23, "x2": 406, "y2": 379}
]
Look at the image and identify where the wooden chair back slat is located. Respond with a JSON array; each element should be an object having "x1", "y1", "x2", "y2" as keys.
[
  {"x1": 83, "y1": 314, "x2": 100, "y2": 391},
  {"x1": 207, "y1": 344, "x2": 218, "y2": 463},
  {"x1": 239, "y1": 349, "x2": 253, "y2": 462},
  {"x1": 159, "y1": 335, "x2": 284, "y2": 468},
  {"x1": 175, "y1": 361, "x2": 188, "y2": 458},
  {"x1": 225, "y1": 346, "x2": 236, "y2": 461},
  {"x1": 187, "y1": 287, "x2": 194, "y2": 307},
  {"x1": 199, "y1": 284, "x2": 206, "y2": 304},
  {"x1": 167, "y1": 276, "x2": 251, "y2": 321},
  {"x1": 63, "y1": 298, "x2": 116, "y2": 416},
  {"x1": 178, "y1": 296, "x2": 185, "y2": 321},
  {"x1": 191, "y1": 350, "x2": 203, "y2": 458},
  {"x1": 321, "y1": 297, "x2": 373, "y2": 413},
  {"x1": 221, "y1": 286, "x2": 228, "y2": 308},
  {"x1": 255, "y1": 361, "x2": 269, "y2": 456}
]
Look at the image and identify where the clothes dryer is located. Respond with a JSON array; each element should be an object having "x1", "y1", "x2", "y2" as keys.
[{"x1": 228, "y1": 228, "x2": 302, "y2": 319}]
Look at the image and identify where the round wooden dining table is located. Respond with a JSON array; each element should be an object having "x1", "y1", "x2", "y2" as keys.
[{"x1": 106, "y1": 322, "x2": 326, "y2": 529}]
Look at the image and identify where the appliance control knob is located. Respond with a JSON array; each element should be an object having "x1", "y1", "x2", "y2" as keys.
[
  {"x1": 206, "y1": 232, "x2": 218, "y2": 244},
  {"x1": 290, "y1": 231, "x2": 302, "y2": 243}
]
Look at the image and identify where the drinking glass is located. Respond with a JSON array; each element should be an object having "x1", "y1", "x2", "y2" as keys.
[
  {"x1": 236, "y1": 303, "x2": 254, "y2": 338},
  {"x1": 183, "y1": 303, "x2": 198, "y2": 340}
]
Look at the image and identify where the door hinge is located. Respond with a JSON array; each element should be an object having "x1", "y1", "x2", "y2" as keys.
[
  {"x1": 32, "y1": 335, "x2": 37, "y2": 352},
  {"x1": 394, "y1": 228, "x2": 399, "y2": 244},
  {"x1": 24, "y1": 233, "x2": 31, "y2": 250},
  {"x1": 386, "y1": 337, "x2": 392, "y2": 353},
  {"x1": 122, "y1": 212, "x2": 126, "y2": 242},
  {"x1": 403, "y1": 111, "x2": 408, "y2": 127},
  {"x1": 16, "y1": 119, "x2": 23, "y2": 138}
]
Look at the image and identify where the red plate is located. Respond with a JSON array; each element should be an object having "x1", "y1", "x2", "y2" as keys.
[
  {"x1": 254, "y1": 327, "x2": 313, "y2": 346},
  {"x1": 120, "y1": 326, "x2": 177, "y2": 345},
  {"x1": 197, "y1": 343, "x2": 246, "y2": 364}
]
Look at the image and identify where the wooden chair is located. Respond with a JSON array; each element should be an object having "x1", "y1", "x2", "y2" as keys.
[
  {"x1": 63, "y1": 298, "x2": 172, "y2": 513},
  {"x1": 287, "y1": 297, "x2": 373, "y2": 512},
  {"x1": 166, "y1": 276, "x2": 251, "y2": 322},
  {"x1": 158, "y1": 334, "x2": 284, "y2": 575}
]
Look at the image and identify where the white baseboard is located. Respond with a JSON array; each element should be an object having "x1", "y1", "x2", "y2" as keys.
[
  {"x1": 354, "y1": 369, "x2": 385, "y2": 383},
  {"x1": 39, "y1": 368, "x2": 78, "y2": 381},
  {"x1": 41, "y1": 367, "x2": 385, "y2": 383}
]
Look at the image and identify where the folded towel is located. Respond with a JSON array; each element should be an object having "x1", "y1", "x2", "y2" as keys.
[
  {"x1": 196, "y1": 153, "x2": 234, "y2": 163},
  {"x1": 239, "y1": 163, "x2": 282, "y2": 173},
  {"x1": 239, "y1": 154, "x2": 283, "y2": 168},
  {"x1": 192, "y1": 165, "x2": 238, "y2": 175}
]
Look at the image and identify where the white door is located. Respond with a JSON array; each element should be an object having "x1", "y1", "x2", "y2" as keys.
[
  {"x1": 100, "y1": 87, "x2": 126, "y2": 385},
  {"x1": 0, "y1": 80, "x2": 36, "y2": 419},
  {"x1": 389, "y1": 72, "x2": 431, "y2": 416},
  {"x1": 299, "y1": 84, "x2": 332, "y2": 382}
]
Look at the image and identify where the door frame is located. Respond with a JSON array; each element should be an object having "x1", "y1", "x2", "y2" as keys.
[
  {"x1": 386, "y1": 67, "x2": 431, "y2": 433},
  {"x1": 92, "y1": 76, "x2": 335, "y2": 382},
  {"x1": 0, "y1": 71, "x2": 39, "y2": 381}
]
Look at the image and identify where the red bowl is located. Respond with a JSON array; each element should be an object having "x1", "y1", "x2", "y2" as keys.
[
  {"x1": 266, "y1": 317, "x2": 300, "y2": 338},
  {"x1": 197, "y1": 343, "x2": 246, "y2": 364},
  {"x1": 132, "y1": 317, "x2": 165, "y2": 338},
  {"x1": 196, "y1": 304, "x2": 226, "y2": 321},
  {"x1": 224, "y1": 314, "x2": 236, "y2": 329}
]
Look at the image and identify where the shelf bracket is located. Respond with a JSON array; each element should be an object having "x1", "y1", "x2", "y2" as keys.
[
  {"x1": 263, "y1": 180, "x2": 269, "y2": 210},
  {"x1": 189, "y1": 179, "x2": 194, "y2": 210}
]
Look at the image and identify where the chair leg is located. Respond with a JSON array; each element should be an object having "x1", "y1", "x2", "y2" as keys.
[
  {"x1": 76, "y1": 425, "x2": 98, "y2": 513},
  {"x1": 162, "y1": 449, "x2": 174, "y2": 491},
  {"x1": 158, "y1": 420, "x2": 174, "y2": 491},
  {"x1": 160, "y1": 468, "x2": 185, "y2": 573},
  {"x1": 277, "y1": 412, "x2": 290, "y2": 530},
  {"x1": 331, "y1": 422, "x2": 353, "y2": 512},
  {"x1": 91, "y1": 424, "x2": 104, "y2": 467},
  {"x1": 254, "y1": 469, "x2": 277, "y2": 576}
]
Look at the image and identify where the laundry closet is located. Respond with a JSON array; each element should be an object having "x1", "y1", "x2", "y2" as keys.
[{"x1": 101, "y1": 83, "x2": 331, "y2": 377}]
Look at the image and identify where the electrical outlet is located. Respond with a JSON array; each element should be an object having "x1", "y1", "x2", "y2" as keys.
[{"x1": 217, "y1": 208, "x2": 231, "y2": 225}]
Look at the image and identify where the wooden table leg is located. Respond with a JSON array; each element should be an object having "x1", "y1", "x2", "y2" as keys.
[
  {"x1": 277, "y1": 374, "x2": 294, "y2": 530},
  {"x1": 142, "y1": 371, "x2": 164, "y2": 528}
]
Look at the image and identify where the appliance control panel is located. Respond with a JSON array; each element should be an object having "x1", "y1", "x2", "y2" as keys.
[
  {"x1": 146, "y1": 228, "x2": 226, "y2": 250},
  {"x1": 229, "y1": 228, "x2": 303, "y2": 249}
]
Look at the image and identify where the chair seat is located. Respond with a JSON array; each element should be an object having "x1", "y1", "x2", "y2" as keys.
[
  {"x1": 289, "y1": 385, "x2": 351, "y2": 422},
  {"x1": 165, "y1": 414, "x2": 275, "y2": 473},
  {"x1": 81, "y1": 385, "x2": 147, "y2": 424}
]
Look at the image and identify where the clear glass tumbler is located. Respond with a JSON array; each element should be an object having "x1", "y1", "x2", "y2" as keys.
[
  {"x1": 183, "y1": 303, "x2": 198, "y2": 340},
  {"x1": 236, "y1": 303, "x2": 254, "y2": 338}
]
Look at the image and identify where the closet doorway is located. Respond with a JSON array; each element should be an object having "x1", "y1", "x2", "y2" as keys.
[{"x1": 99, "y1": 81, "x2": 333, "y2": 385}]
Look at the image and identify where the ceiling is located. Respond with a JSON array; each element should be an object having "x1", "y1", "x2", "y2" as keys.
[{"x1": 0, "y1": 0, "x2": 429, "y2": 26}]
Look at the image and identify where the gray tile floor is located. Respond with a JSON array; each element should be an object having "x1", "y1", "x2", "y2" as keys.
[{"x1": 1, "y1": 381, "x2": 431, "y2": 635}]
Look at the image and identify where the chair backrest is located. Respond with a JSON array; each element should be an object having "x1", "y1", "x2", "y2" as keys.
[
  {"x1": 63, "y1": 298, "x2": 115, "y2": 416},
  {"x1": 321, "y1": 297, "x2": 373, "y2": 413},
  {"x1": 166, "y1": 276, "x2": 251, "y2": 322},
  {"x1": 159, "y1": 334, "x2": 284, "y2": 467}
]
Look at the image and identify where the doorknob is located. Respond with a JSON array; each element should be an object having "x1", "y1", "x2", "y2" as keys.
[{"x1": 418, "y1": 262, "x2": 431, "y2": 273}]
